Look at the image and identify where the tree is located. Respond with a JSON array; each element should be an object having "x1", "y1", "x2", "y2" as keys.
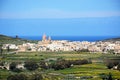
[
  {"x1": 0, "y1": 44, "x2": 3, "y2": 55},
  {"x1": 9, "y1": 62, "x2": 22, "y2": 72},
  {"x1": 106, "y1": 62, "x2": 114, "y2": 69},
  {"x1": 24, "y1": 61, "x2": 39, "y2": 71},
  {"x1": 105, "y1": 59, "x2": 120, "y2": 69},
  {"x1": 117, "y1": 63, "x2": 120, "y2": 71},
  {"x1": 16, "y1": 35, "x2": 18, "y2": 39},
  {"x1": 108, "y1": 73, "x2": 113, "y2": 80},
  {"x1": 9, "y1": 62, "x2": 17, "y2": 70}
]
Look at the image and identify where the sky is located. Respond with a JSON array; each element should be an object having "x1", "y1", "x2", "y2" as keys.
[{"x1": 0, "y1": 0, "x2": 120, "y2": 36}]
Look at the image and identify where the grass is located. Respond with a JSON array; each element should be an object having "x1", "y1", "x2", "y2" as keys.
[
  {"x1": 0, "y1": 51, "x2": 120, "y2": 80},
  {"x1": 57, "y1": 63, "x2": 120, "y2": 79},
  {"x1": 1, "y1": 51, "x2": 118, "y2": 64}
]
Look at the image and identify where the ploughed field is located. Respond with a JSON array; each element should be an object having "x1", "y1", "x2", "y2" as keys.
[{"x1": 0, "y1": 52, "x2": 120, "y2": 80}]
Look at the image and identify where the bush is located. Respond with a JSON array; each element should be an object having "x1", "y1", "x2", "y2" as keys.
[
  {"x1": 0, "y1": 61, "x2": 5, "y2": 66},
  {"x1": 51, "y1": 59, "x2": 91, "y2": 70},
  {"x1": 99, "y1": 73, "x2": 113, "y2": 80},
  {"x1": 7, "y1": 74, "x2": 27, "y2": 80},
  {"x1": 31, "y1": 73, "x2": 43, "y2": 80},
  {"x1": 9, "y1": 62, "x2": 22, "y2": 72},
  {"x1": 69, "y1": 59, "x2": 89, "y2": 65},
  {"x1": 51, "y1": 59, "x2": 71, "y2": 70},
  {"x1": 39, "y1": 60, "x2": 49, "y2": 69},
  {"x1": 9, "y1": 62, "x2": 17, "y2": 70},
  {"x1": 76, "y1": 49, "x2": 89, "y2": 53},
  {"x1": 107, "y1": 63, "x2": 114, "y2": 69},
  {"x1": 24, "y1": 61, "x2": 39, "y2": 71},
  {"x1": 80, "y1": 76, "x2": 93, "y2": 79},
  {"x1": 105, "y1": 59, "x2": 120, "y2": 69},
  {"x1": 117, "y1": 63, "x2": 120, "y2": 71}
]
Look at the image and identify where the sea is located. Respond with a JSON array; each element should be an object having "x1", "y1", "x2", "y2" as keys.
[{"x1": 19, "y1": 36, "x2": 119, "y2": 42}]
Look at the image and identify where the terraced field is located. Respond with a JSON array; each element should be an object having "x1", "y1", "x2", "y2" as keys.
[{"x1": 0, "y1": 51, "x2": 120, "y2": 80}]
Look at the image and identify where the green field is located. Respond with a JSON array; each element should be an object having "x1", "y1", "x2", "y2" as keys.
[{"x1": 0, "y1": 51, "x2": 120, "y2": 80}]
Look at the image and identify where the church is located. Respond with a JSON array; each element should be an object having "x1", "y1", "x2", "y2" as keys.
[{"x1": 42, "y1": 34, "x2": 51, "y2": 44}]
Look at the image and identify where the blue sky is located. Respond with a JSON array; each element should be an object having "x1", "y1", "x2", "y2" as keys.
[{"x1": 0, "y1": 0, "x2": 120, "y2": 36}]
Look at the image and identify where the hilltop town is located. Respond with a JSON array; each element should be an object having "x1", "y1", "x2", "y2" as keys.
[
  {"x1": 0, "y1": 34, "x2": 120, "y2": 80},
  {"x1": 1, "y1": 34, "x2": 120, "y2": 54}
]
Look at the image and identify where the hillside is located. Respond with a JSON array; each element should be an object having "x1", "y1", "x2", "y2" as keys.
[
  {"x1": 0, "y1": 34, "x2": 38, "y2": 44},
  {"x1": 0, "y1": 34, "x2": 14, "y2": 40},
  {"x1": 102, "y1": 37, "x2": 120, "y2": 42}
]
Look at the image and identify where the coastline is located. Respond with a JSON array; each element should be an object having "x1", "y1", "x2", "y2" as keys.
[{"x1": 19, "y1": 36, "x2": 119, "y2": 42}]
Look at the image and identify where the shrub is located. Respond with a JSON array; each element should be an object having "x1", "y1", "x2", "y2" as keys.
[
  {"x1": 51, "y1": 59, "x2": 91, "y2": 70},
  {"x1": 99, "y1": 73, "x2": 113, "y2": 80},
  {"x1": 108, "y1": 73, "x2": 113, "y2": 80},
  {"x1": 117, "y1": 63, "x2": 120, "y2": 71},
  {"x1": 9, "y1": 62, "x2": 17, "y2": 70},
  {"x1": 24, "y1": 61, "x2": 39, "y2": 71},
  {"x1": 0, "y1": 61, "x2": 5, "y2": 66},
  {"x1": 51, "y1": 59, "x2": 71, "y2": 70},
  {"x1": 106, "y1": 62, "x2": 114, "y2": 69},
  {"x1": 69, "y1": 59, "x2": 89, "y2": 65},
  {"x1": 39, "y1": 60, "x2": 49, "y2": 69},
  {"x1": 76, "y1": 49, "x2": 89, "y2": 53},
  {"x1": 105, "y1": 59, "x2": 120, "y2": 69},
  {"x1": 7, "y1": 74, "x2": 27, "y2": 80},
  {"x1": 31, "y1": 73, "x2": 43, "y2": 80},
  {"x1": 80, "y1": 76, "x2": 93, "y2": 79},
  {"x1": 9, "y1": 62, "x2": 22, "y2": 72}
]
